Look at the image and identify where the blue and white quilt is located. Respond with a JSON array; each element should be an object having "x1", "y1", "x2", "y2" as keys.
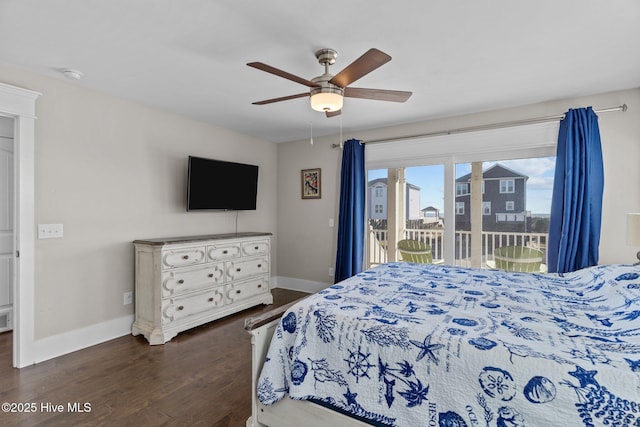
[{"x1": 257, "y1": 262, "x2": 640, "y2": 427}]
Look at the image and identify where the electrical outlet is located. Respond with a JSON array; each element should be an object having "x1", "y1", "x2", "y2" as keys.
[
  {"x1": 124, "y1": 291, "x2": 133, "y2": 305},
  {"x1": 329, "y1": 267, "x2": 334, "y2": 276}
]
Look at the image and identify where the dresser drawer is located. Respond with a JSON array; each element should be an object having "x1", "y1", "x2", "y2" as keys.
[
  {"x1": 226, "y1": 276, "x2": 269, "y2": 304},
  {"x1": 207, "y1": 243, "x2": 241, "y2": 261},
  {"x1": 161, "y1": 264, "x2": 224, "y2": 298},
  {"x1": 225, "y1": 257, "x2": 269, "y2": 281},
  {"x1": 242, "y1": 240, "x2": 269, "y2": 257},
  {"x1": 161, "y1": 246, "x2": 206, "y2": 270},
  {"x1": 161, "y1": 288, "x2": 225, "y2": 324}
]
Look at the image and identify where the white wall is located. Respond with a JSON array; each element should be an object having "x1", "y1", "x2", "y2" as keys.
[
  {"x1": 276, "y1": 88, "x2": 640, "y2": 291},
  {"x1": 0, "y1": 63, "x2": 278, "y2": 346}
]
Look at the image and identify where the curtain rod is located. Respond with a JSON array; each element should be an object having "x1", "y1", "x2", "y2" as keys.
[{"x1": 331, "y1": 104, "x2": 627, "y2": 148}]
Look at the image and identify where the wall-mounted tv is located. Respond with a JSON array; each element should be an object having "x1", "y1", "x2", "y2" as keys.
[{"x1": 187, "y1": 156, "x2": 259, "y2": 211}]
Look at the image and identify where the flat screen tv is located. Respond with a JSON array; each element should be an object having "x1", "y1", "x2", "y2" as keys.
[{"x1": 187, "y1": 156, "x2": 259, "y2": 211}]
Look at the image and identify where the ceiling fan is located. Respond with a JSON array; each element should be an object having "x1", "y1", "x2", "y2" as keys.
[{"x1": 247, "y1": 48, "x2": 412, "y2": 117}]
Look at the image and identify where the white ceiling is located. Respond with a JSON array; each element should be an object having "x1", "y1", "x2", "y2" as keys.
[{"x1": 1, "y1": 0, "x2": 639, "y2": 143}]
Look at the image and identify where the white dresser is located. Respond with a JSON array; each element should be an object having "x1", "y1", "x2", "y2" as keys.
[{"x1": 132, "y1": 232, "x2": 273, "y2": 344}]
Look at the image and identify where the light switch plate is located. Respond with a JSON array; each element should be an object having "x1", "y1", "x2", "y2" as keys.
[{"x1": 38, "y1": 224, "x2": 64, "y2": 239}]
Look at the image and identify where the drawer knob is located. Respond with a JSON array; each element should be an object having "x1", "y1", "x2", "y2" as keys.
[
  {"x1": 177, "y1": 305, "x2": 184, "y2": 311},
  {"x1": 257, "y1": 284, "x2": 262, "y2": 288},
  {"x1": 177, "y1": 279, "x2": 184, "y2": 284},
  {"x1": 222, "y1": 250, "x2": 228, "y2": 254},
  {"x1": 182, "y1": 255, "x2": 189, "y2": 260},
  {"x1": 257, "y1": 264, "x2": 262, "y2": 268},
  {"x1": 208, "y1": 273, "x2": 214, "y2": 278},
  {"x1": 254, "y1": 246, "x2": 259, "y2": 250},
  {"x1": 208, "y1": 297, "x2": 214, "y2": 302},
  {"x1": 236, "y1": 268, "x2": 241, "y2": 272},
  {"x1": 236, "y1": 290, "x2": 241, "y2": 294}
]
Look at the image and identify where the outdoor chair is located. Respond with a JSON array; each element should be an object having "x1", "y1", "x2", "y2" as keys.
[
  {"x1": 397, "y1": 239, "x2": 433, "y2": 264},
  {"x1": 493, "y1": 245, "x2": 544, "y2": 272}
]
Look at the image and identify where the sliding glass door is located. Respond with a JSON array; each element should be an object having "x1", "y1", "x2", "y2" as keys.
[
  {"x1": 364, "y1": 120, "x2": 559, "y2": 269},
  {"x1": 366, "y1": 155, "x2": 555, "y2": 270},
  {"x1": 453, "y1": 157, "x2": 555, "y2": 270},
  {"x1": 366, "y1": 165, "x2": 445, "y2": 267}
]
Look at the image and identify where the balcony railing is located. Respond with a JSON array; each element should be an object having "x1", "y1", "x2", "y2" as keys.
[{"x1": 368, "y1": 227, "x2": 548, "y2": 269}]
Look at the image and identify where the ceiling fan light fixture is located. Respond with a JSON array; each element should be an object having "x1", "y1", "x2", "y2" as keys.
[
  {"x1": 310, "y1": 69, "x2": 343, "y2": 112},
  {"x1": 310, "y1": 91, "x2": 343, "y2": 112}
]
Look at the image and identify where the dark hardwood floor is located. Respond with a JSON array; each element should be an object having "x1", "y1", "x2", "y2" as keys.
[{"x1": 0, "y1": 288, "x2": 308, "y2": 427}]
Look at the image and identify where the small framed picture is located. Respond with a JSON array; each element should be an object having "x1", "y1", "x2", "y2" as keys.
[{"x1": 301, "y1": 168, "x2": 321, "y2": 199}]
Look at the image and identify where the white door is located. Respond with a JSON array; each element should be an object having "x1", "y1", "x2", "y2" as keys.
[{"x1": 0, "y1": 116, "x2": 14, "y2": 331}]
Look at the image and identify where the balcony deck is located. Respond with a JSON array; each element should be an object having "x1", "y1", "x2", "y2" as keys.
[{"x1": 368, "y1": 227, "x2": 548, "y2": 271}]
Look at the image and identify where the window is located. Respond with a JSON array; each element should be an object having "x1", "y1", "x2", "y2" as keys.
[
  {"x1": 454, "y1": 158, "x2": 555, "y2": 268},
  {"x1": 366, "y1": 165, "x2": 446, "y2": 268},
  {"x1": 375, "y1": 187, "x2": 383, "y2": 197},
  {"x1": 365, "y1": 120, "x2": 558, "y2": 267},
  {"x1": 500, "y1": 179, "x2": 515, "y2": 193}
]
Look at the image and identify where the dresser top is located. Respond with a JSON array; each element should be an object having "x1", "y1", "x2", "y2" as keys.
[{"x1": 133, "y1": 232, "x2": 271, "y2": 246}]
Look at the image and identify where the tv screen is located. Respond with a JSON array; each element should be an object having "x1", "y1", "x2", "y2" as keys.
[{"x1": 187, "y1": 156, "x2": 259, "y2": 211}]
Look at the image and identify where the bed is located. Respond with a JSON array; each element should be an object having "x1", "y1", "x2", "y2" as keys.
[{"x1": 246, "y1": 262, "x2": 640, "y2": 427}]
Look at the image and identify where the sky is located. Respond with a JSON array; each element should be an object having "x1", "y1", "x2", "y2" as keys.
[{"x1": 368, "y1": 156, "x2": 557, "y2": 214}]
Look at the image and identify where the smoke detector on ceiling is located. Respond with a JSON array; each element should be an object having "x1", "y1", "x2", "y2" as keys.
[{"x1": 61, "y1": 69, "x2": 84, "y2": 80}]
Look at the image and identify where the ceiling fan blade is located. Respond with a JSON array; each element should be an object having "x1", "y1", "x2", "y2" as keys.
[
  {"x1": 325, "y1": 109, "x2": 342, "y2": 118},
  {"x1": 252, "y1": 93, "x2": 309, "y2": 105},
  {"x1": 329, "y1": 48, "x2": 391, "y2": 88},
  {"x1": 344, "y1": 87, "x2": 412, "y2": 102},
  {"x1": 247, "y1": 62, "x2": 319, "y2": 88}
]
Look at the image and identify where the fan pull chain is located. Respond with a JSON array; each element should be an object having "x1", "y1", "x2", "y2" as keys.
[
  {"x1": 310, "y1": 120, "x2": 314, "y2": 145},
  {"x1": 339, "y1": 114, "x2": 343, "y2": 149}
]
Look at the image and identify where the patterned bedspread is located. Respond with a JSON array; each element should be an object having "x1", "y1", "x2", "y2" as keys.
[{"x1": 257, "y1": 263, "x2": 640, "y2": 427}]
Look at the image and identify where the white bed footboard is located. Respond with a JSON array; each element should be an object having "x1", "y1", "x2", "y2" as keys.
[{"x1": 244, "y1": 302, "x2": 369, "y2": 427}]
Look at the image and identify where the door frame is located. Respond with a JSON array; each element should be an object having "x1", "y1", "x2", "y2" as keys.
[
  {"x1": 0, "y1": 82, "x2": 40, "y2": 368},
  {"x1": 0, "y1": 118, "x2": 15, "y2": 330}
]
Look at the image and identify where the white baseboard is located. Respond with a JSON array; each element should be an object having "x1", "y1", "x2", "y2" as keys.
[
  {"x1": 21, "y1": 277, "x2": 325, "y2": 366},
  {"x1": 272, "y1": 276, "x2": 330, "y2": 294},
  {"x1": 27, "y1": 314, "x2": 134, "y2": 366}
]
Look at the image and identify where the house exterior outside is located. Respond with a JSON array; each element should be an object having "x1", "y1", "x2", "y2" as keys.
[
  {"x1": 421, "y1": 206, "x2": 443, "y2": 226},
  {"x1": 368, "y1": 178, "x2": 421, "y2": 220},
  {"x1": 455, "y1": 164, "x2": 529, "y2": 232}
]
